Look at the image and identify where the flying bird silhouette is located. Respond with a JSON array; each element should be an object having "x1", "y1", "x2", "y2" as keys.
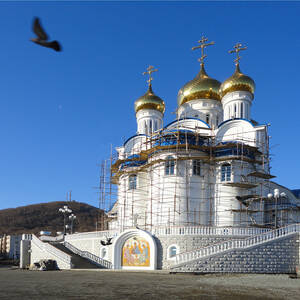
[
  {"x1": 30, "y1": 17, "x2": 62, "y2": 52},
  {"x1": 100, "y1": 237, "x2": 113, "y2": 246}
]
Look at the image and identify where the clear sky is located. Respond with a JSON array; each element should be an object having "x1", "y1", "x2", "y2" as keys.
[{"x1": 0, "y1": 1, "x2": 299, "y2": 210}]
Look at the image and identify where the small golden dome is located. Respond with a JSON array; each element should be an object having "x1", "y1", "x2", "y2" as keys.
[
  {"x1": 134, "y1": 84, "x2": 165, "y2": 114},
  {"x1": 178, "y1": 64, "x2": 221, "y2": 106},
  {"x1": 220, "y1": 64, "x2": 255, "y2": 98}
]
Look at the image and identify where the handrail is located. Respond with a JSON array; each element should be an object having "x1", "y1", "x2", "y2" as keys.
[
  {"x1": 64, "y1": 226, "x2": 269, "y2": 241},
  {"x1": 31, "y1": 235, "x2": 72, "y2": 266},
  {"x1": 64, "y1": 230, "x2": 119, "y2": 241},
  {"x1": 150, "y1": 226, "x2": 270, "y2": 236},
  {"x1": 40, "y1": 234, "x2": 64, "y2": 242},
  {"x1": 172, "y1": 223, "x2": 300, "y2": 268},
  {"x1": 64, "y1": 241, "x2": 112, "y2": 269}
]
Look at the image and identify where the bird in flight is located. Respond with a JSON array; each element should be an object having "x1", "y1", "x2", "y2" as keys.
[
  {"x1": 100, "y1": 237, "x2": 113, "y2": 246},
  {"x1": 30, "y1": 17, "x2": 62, "y2": 52}
]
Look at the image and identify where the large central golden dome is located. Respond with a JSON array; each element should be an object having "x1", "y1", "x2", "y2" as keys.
[
  {"x1": 134, "y1": 84, "x2": 165, "y2": 114},
  {"x1": 220, "y1": 63, "x2": 255, "y2": 98},
  {"x1": 178, "y1": 64, "x2": 221, "y2": 106}
]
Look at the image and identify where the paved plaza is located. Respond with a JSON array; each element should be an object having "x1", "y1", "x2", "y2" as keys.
[{"x1": 0, "y1": 266, "x2": 300, "y2": 299}]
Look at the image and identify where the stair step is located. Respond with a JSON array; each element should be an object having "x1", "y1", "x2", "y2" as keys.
[{"x1": 51, "y1": 243, "x2": 100, "y2": 269}]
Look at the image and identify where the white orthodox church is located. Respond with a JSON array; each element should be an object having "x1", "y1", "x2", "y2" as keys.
[{"x1": 21, "y1": 40, "x2": 300, "y2": 273}]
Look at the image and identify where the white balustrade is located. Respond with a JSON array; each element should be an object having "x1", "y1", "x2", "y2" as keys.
[
  {"x1": 64, "y1": 241, "x2": 112, "y2": 269},
  {"x1": 64, "y1": 230, "x2": 119, "y2": 241},
  {"x1": 31, "y1": 235, "x2": 72, "y2": 266},
  {"x1": 151, "y1": 225, "x2": 270, "y2": 237},
  {"x1": 173, "y1": 223, "x2": 300, "y2": 267}
]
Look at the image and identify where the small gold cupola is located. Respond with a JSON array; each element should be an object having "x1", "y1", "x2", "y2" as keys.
[
  {"x1": 178, "y1": 36, "x2": 221, "y2": 107},
  {"x1": 134, "y1": 66, "x2": 165, "y2": 114},
  {"x1": 220, "y1": 43, "x2": 255, "y2": 98}
]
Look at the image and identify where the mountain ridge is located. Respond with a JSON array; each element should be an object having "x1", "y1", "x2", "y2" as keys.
[{"x1": 0, "y1": 201, "x2": 106, "y2": 235}]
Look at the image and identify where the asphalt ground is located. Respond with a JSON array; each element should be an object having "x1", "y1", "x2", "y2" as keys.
[{"x1": 0, "y1": 266, "x2": 299, "y2": 299}]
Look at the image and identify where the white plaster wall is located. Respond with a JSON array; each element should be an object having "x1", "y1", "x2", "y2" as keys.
[
  {"x1": 136, "y1": 109, "x2": 163, "y2": 135},
  {"x1": 30, "y1": 242, "x2": 72, "y2": 270},
  {"x1": 216, "y1": 119, "x2": 256, "y2": 147},
  {"x1": 221, "y1": 91, "x2": 253, "y2": 121},
  {"x1": 178, "y1": 99, "x2": 223, "y2": 128}
]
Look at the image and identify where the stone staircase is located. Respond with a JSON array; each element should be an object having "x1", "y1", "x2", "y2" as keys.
[
  {"x1": 51, "y1": 243, "x2": 100, "y2": 269},
  {"x1": 171, "y1": 223, "x2": 300, "y2": 270}
]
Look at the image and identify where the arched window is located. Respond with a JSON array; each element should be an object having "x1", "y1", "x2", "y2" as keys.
[
  {"x1": 101, "y1": 247, "x2": 107, "y2": 259},
  {"x1": 165, "y1": 156, "x2": 175, "y2": 175},
  {"x1": 168, "y1": 244, "x2": 179, "y2": 260},
  {"x1": 193, "y1": 160, "x2": 201, "y2": 176},
  {"x1": 129, "y1": 174, "x2": 137, "y2": 190},
  {"x1": 221, "y1": 164, "x2": 231, "y2": 182}
]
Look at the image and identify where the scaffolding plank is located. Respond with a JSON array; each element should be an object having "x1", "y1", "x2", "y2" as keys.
[
  {"x1": 247, "y1": 171, "x2": 276, "y2": 179},
  {"x1": 236, "y1": 194, "x2": 259, "y2": 201},
  {"x1": 230, "y1": 209, "x2": 260, "y2": 213},
  {"x1": 223, "y1": 182, "x2": 257, "y2": 188}
]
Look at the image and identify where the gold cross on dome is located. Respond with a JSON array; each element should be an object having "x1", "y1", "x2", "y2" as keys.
[
  {"x1": 143, "y1": 65, "x2": 158, "y2": 87},
  {"x1": 192, "y1": 36, "x2": 215, "y2": 64},
  {"x1": 229, "y1": 43, "x2": 247, "y2": 65}
]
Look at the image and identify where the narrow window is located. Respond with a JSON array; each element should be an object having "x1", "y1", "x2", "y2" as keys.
[
  {"x1": 165, "y1": 156, "x2": 175, "y2": 175},
  {"x1": 193, "y1": 160, "x2": 201, "y2": 176},
  {"x1": 169, "y1": 246, "x2": 177, "y2": 258},
  {"x1": 221, "y1": 164, "x2": 231, "y2": 182},
  {"x1": 228, "y1": 106, "x2": 231, "y2": 119},
  {"x1": 216, "y1": 115, "x2": 219, "y2": 125},
  {"x1": 154, "y1": 120, "x2": 157, "y2": 131},
  {"x1": 129, "y1": 174, "x2": 137, "y2": 190},
  {"x1": 144, "y1": 121, "x2": 147, "y2": 134},
  {"x1": 101, "y1": 248, "x2": 107, "y2": 259},
  {"x1": 205, "y1": 114, "x2": 210, "y2": 124},
  {"x1": 149, "y1": 120, "x2": 153, "y2": 133},
  {"x1": 240, "y1": 103, "x2": 244, "y2": 118},
  {"x1": 234, "y1": 104, "x2": 237, "y2": 118}
]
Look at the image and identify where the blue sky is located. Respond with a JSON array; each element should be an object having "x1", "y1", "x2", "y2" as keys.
[{"x1": 0, "y1": 1, "x2": 299, "y2": 210}]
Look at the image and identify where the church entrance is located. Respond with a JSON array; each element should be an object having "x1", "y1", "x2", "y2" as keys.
[{"x1": 112, "y1": 229, "x2": 157, "y2": 270}]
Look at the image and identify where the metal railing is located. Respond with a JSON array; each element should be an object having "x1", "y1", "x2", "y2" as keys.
[
  {"x1": 31, "y1": 235, "x2": 72, "y2": 267},
  {"x1": 64, "y1": 241, "x2": 112, "y2": 269},
  {"x1": 173, "y1": 223, "x2": 300, "y2": 268}
]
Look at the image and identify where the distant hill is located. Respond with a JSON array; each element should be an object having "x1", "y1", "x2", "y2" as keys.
[{"x1": 0, "y1": 201, "x2": 107, "y2": 235}]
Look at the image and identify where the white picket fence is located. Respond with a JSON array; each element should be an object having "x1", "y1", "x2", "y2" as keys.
[
  {"x1": 64, "y1": 241, "x2": 112, "y2": 269},
  {"x1": 172, "y1": 223, "x2": 300, "y2": 268}
]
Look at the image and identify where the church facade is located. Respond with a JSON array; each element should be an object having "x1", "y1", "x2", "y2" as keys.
[{"x1": 23, "y1": 40, "x2": 300, "y2": 273}]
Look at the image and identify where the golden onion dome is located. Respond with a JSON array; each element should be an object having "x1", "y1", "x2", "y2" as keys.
[
  {"x1": 178, "y1": 63, "x2": 221, "y2": 106},
  {"x1": 134, "y1": 84, "x2": 165, "y2": 114},
  {"x1": 220, "y1": 63, "x2": 255, "y2": 98}
]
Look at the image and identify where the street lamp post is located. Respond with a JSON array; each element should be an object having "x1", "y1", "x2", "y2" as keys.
[
  {"x1": 69, "y1": 214, "x2": 76, "y2": 234},
  {"x1": 58, "y1": 205, "x2": 72, "y2": 235},
  {"x1": 267, "y1": 189, "x2": 286, "y2": 228}
]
